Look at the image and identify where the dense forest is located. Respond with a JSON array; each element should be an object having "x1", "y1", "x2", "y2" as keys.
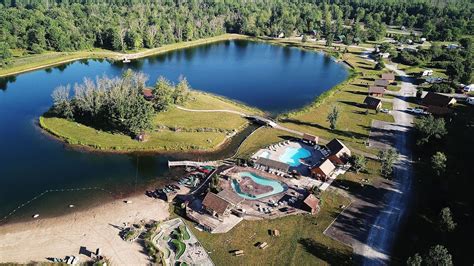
[{"x1": 0, "y1": 0, "x2": 472, "y2": 64}]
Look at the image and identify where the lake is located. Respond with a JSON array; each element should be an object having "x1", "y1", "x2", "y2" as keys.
[{"x1": 0, "y1": 40, "x2": 348, "y2": 223}]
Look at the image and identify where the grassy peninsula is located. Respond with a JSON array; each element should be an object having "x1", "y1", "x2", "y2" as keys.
[{"x1": 40, "y1": 85, "x2": 260, "y2": 152}]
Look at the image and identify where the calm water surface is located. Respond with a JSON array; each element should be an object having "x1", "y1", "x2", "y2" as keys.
[{"x1": 0, "y1": 40, "x2": 347, "y2": 223}]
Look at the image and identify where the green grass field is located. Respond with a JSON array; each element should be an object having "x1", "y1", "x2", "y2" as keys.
[
  {"x1": 187, "y1": 191, "x2": 353, "y2": 265},
  {"x1": 40, "y1": 91, "x2": 252, "y2": 152}
]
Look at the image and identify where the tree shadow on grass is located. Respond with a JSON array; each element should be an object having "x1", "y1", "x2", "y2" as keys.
[
  {"x1": 280, "y1": 118, "x2": 368, "y2": 140},
  {"x1": 298, "y1": 238, "x2": 353, "y2": 265}
]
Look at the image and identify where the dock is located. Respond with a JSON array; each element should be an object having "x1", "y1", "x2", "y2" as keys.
[{"x1": 168, "y1": 160, "x2": 221, "y2": 168}]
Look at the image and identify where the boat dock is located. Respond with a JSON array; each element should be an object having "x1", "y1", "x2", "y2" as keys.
[{"x1": 168, "y1": 160, "x2": 221, "y2": 168}]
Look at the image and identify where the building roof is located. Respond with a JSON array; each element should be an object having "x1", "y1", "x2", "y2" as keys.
[
  {"x1": 368, "y1": 86, "x2": 385, "y2": 94},
  {"x1": 142, "y1": 88, "x2": 153, "y2": 98},
  {"x1": 255, "y1": 157, "x2": 290, "y2": 172},
  {"x1": 326, "y1": 139, "x2": 348, "y2": 156},
  {"x1": 381, "y1": 73, "x2": 395, "y2": 81},
  {"x1": 315, "y1": 159, "x2": 336, "y2": 176},
  {"x1": 374, "y1": 79, "x2": 389, "y2": 87},
  {"x1": 364, "y1": 96, "x2": 382, "y2": 109},
  {"x1": 302, "y1": 133, "x2": 319, "y2": 143},
  {"x1": 328, "y1": 154, "x2": 344, "y2": 165},
  {"x1": 426, "y1": 105, "x2": 453, "y2": 115},
  {"x1": 303, "y1": 194, "x2": 320, "y2": 212},
  {"x1": 422, "y1": 92, "x2": 456, "y2": 107},
  {"x1": 202, "y1": 192, "x2": 231, "y2": 216},
  {"x1": 217, "y1": 189, "x2": 244, "y2": 206}
]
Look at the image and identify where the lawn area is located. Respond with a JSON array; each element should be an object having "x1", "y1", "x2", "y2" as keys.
[
  {"x1": 183, "y1": 91, "x2": 262, "y2": 115},
  {"x1": 40, "y1": 117, "x2": 228, "y2": 151},
  {"x1": 155, "y1": 107, "x2": 247, "y2": 132},
  {"x1": 187, "y1": 191, "x2": 353, "y2": 265},
  {"x1": 276, "y1": 48, "x2": 394, "y2": 154},
  {"x1": 235, "y1": 127, "x2": 299, "y2": 158},
  {"x1": 39, "y1": 91, "x2": 258, "y2": 152}
]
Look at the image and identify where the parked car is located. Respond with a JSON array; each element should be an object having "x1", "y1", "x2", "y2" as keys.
[
  {"x1": 466, "y1": 97, "x2": 474, "y2": 105},
  {"x1": 380, "y1": 108, "x2": 391, "y2": 114}
]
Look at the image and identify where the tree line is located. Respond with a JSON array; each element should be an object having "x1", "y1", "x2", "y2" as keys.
[
  {"x1": 0, "y1": 0, "x2": 472, "y2": 66},
  {"x1": 49, "y1": 69, "x2": 190, "y2": 137}
]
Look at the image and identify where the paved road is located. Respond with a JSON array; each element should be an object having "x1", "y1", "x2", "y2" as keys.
[{"x1": 359, "y1": 63, "x2": 416, "y2": 264}]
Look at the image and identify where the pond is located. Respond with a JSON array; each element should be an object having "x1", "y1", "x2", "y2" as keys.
[{"x1": 0, "y1": 40, "x2": 348, "y2": 223}]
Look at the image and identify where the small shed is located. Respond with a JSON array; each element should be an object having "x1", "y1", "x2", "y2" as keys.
[
  {"x1": 364, "y1": 96, "x2": 382, "y2": 110},
  {"x1": 302, "y1": 133, "x2": 319, "y2": 144},
  {"x1": 302, "y1": 194, "x2": 321, "y2": 215},
  {"x1": 368, "y1": 86, "x2": 386, "y2": 97},
  {"x1": 142, "y1": 88, "x2": 154, "y2": 100}
]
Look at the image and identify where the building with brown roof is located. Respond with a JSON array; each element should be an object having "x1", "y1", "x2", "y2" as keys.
[
  {"x1": 302, "y1": 133, "x2": 319, "y2": 144},
  {"x1": 421, "y1": 92, "x2": 456, "y2": 108},
  {"x1": 302, "y1": 194, "x2": 320, "y2": 215},
  {"x1": 381, "y1": 73, "x2": 395, "y2": 83},
  {"x1": 374, "y1": 79, "x2": 389, "y2": 88},
  {"x1": 202, "y1": 192, "x2": 232, "y2": 220},
  {"x1": 142, "y1": 88, "x2": 154, "y2": 100},
  {"x1": 368, "y1": 86, "x2": 386, "y2": 97},
  {"x1": 255, "y1": 157, "x2": 290, "y2": 174},
  {"x1": 364, "y1": 96, "x2": 382, "y2": 110},
  {"x1": 310, "y1": 159, "x2": 336, "y2": 181}
]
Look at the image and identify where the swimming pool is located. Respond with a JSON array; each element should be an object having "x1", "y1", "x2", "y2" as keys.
[
  {"x1": 279, "y1": 147, "x2": 311, "y2": 167},
  {"x1": 231, "y1": 172, "x2": 286, "y2": 200}
]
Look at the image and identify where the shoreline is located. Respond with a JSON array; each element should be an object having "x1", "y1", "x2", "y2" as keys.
[
  {"x1": 0, "y1": 34, "x2": 249, "y2": 78},
  {"x1": 38, "y1": 115, "x2": 252, "y2": 156},
  {"x1": 0, "y1": 193, "x2": 170, "y2": 265}
]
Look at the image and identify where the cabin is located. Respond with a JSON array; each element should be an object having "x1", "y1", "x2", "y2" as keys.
[
  {"x1": 381, "y1": 73, "x2": 395, "y2": 83},
  {"x1": 422, "y1": 92, "x2": 457, "y2": 108},
  {"x1": 254, "y1": 157, "x2": 290, "y2": 175},
  {"x1": 142, "y1": 88, "x2": 154, "y2": 100},
  {"x1": 202, "y1": 192, "x2": 232, "y2": 221},
  {"x1": 302, "y1": 194, "x2": 320, "y2": 215},
  {"x1": 364, "y1": 96, "x2": 382, "y2": 110},
  {"x1": 326, "y1": 138, "x2": 351, "y2": 161},
  {"x1": 368, "y1": 86, "x2": 386, "y2": 97},
  {"x1": 374, "y1": 79, "x2": 389, "y2": 88},
  {"x1": 421, "y1": 92, "x2": 456, "y2": 115},
  {"x1": 302, "y1": 133, "x2": 319, "y2": 145},
  {"x1": 311, "y1": 159, "x2": 336, "y2": 181}
]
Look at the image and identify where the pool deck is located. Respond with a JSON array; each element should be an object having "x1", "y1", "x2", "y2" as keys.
[
  {"x1": 220, "y1": 166, "x2": 308, "y2": 219},
  {"x1": 253, "y1": 141, "x2": 324, "y2": 176}
]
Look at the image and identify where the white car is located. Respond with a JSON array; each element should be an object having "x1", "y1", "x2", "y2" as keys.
[
  {"x1": 380, "y1": 108, "x2": 390, "y2": 114},
  {"x1": 407, "y1": 107, "x2": 429, "y2": 115}
]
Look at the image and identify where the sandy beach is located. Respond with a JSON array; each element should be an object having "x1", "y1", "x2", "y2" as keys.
[{"x1": 0, "y1": 194, "x2": 170, "y2": 265}]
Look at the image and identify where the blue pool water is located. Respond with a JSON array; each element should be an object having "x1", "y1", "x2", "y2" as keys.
[
  {"x1": 279, "y1": 147, "x2": 311, "y2": 167},
  {"x1": 231, "y1": 172, "x2": 286, "y2": 200}
]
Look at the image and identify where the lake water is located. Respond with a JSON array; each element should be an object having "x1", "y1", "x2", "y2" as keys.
[{"x1": 0, "y1": 40, "x2": 348, "y2": 223}]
